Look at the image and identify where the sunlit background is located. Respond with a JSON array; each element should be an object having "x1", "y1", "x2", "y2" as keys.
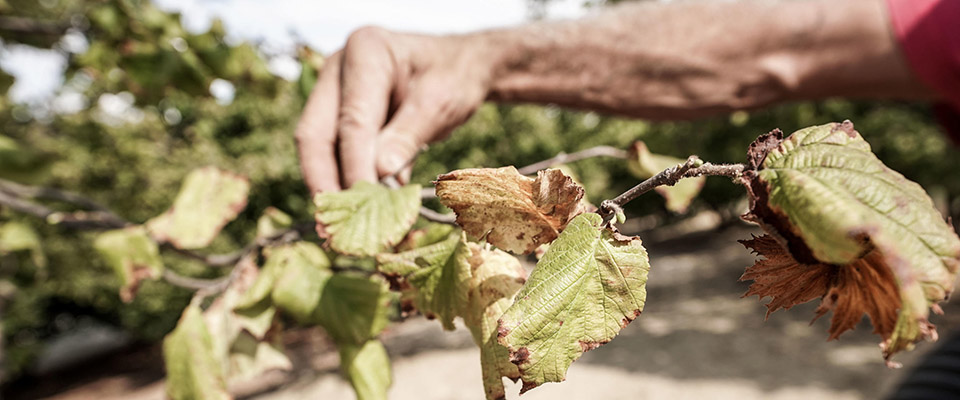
[{"x1": 2, "y1": 1, "x2": 959, "y2": 399}]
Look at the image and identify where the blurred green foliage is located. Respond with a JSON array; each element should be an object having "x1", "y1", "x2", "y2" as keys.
[{"x1": 1, "y1": 0, "x2": 958, "y2": 383}]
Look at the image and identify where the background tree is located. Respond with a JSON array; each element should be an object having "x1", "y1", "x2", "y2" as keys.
[{"x1": 0, "y1": 0, "x2": 958, "y2": 394}]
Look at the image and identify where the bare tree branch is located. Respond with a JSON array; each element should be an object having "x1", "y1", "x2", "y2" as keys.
[
  {"x1": 0, "y1": 178, "x2": 112, "y2": 212},
  {"x1": 0, "y1": 178, "x2": 314, "y2": 284},
  {"x1": 419, "y1": 207, "x2": 456, "y2": 225},
  {"x1": 0, "y1": 16, "x2": 69, "y2": 36},
  {"x1": 162, "y1": 269, "x2": 232, "y2": 291},
  {"x1": 599, "y1": 157, "x2": 746, "y2": 224},
  {"x1": 516, "y1": 145, "x2": 628, "y2": 175}
]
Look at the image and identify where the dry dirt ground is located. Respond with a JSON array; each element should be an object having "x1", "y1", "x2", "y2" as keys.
[{"x1": 21, "y1": 221, "x2": 960, "y2": 400}]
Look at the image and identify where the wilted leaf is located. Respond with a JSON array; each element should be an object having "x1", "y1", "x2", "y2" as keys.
[
  {"x1": 147, "y1": 167, "x2": 250, "y2": 249},
  {"x1": 94, "y1": 226, "x2": 163, "y2": 302},
  {"x1": 0, "y1": 221, "x2": 46, "y2": 267},
  {"x1": 204, "y1": 256, "x2": 290, "y2": 383},
  {"x1": 497, "y1": 213, "x2": 649, "y2": 393},
  {"x1": 256, "y1": 207, "x2": 292, "y2": 239},
  {"x1": 435, "y1": 167, "x2": 586, "y2": 254},
  {"x1": 314, "y1": 181, "x2": 421, "y2": 256},
  {"x1": 377, "y1": 231, "x2": 472, "y2": 330},
  {"x1": 463, "y1": 243, "x2": 526, "y2": 400},
  {"x1": 742, "y1": 121, "x2": 960, "y2": 363},
  {"x1": 164, "y1": 301, "x2": 232, "y2": 400},
  {"x1": 339, "y1": 340, "x2": 392, "y2": 400},
  {"x1": 740, "y1": 235, "x2": 900, "y2": 340},
  {"x1": 628, "y1": 141, "x2": 705, "y2": 213},
  {"x1": 268, "y1": 242, "x2": 331, "y2": 323}
]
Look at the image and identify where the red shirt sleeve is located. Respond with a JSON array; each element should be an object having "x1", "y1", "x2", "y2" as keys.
[{"x1": 887, "y1": 0, "x2": 960, "y2": 144}]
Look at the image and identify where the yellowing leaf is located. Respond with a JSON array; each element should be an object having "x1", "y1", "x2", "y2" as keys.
[
  {"x1": 0, "y1": 221, "x2": 46, "y2": 267},
  {"x1": 268, "y1": 242, "x2": 331, "y2": 323},
  {"x1": 314, "y1": 181, "x2": 421, "y2": 256},
  {"x1": 94, "y1": 226, "x2": 163, "y2": 302},
  {"x1": 435, "y1": 167, "x2": 586, "y2": 254},
  {"x1": 742, "y1": 121, "x2": 960, "y2": 363},
  {"x1": 380, "y1": 229, "x2": 527, "y2": 400},
  {"x1": 256, "y1": 207, "x2": 292, "y2": 239},
  {"x1": 203, "y1": 257, "x2": 291, "y2": 384},
  {"x1": 339, "y1": 340, "x2": 392, "y2": 400},
  {"x1": 463, "y1": 243, "x2": 526, "y2": 400},
  {"x1": 498, "y1": 213, "x2": 649, "y2": 393},
  {"x1": 627, "y1": 141, "x2": 705, "y2": 213},
  {"x1": 377, "y1": 231, "x2": 472, "y2": 330},
  {"x1": 147, "y1": 167, "x2": 250, "y2": 249},
  {"x1": 164, "y1": 301, "x2": 232, "y2": 400}
]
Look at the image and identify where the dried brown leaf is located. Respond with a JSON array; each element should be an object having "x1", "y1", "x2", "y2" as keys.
[
  {"x1": 740, "y1": 234, "x2": 902, "y2": 341},
  {"x1": 435, "y1": 167, "x2": 586, "y2": 254}
]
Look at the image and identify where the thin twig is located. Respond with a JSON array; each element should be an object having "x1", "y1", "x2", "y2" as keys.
[
  {"x1": 419, "y1": 207, "x2": 457, "y2": 225},
  {"x1": 599, "y1": 158, "x2": 746, "y2": 224},
  {"x1": 0, "y1": 178, "x2": 315, "y2": 276},
  {"x1": 516, "y1": 145, "x2": 629, "y2": 175},
  {"x1": 0, "y1": 178, "x2": 113, "y2": 212},
  {"x1": 162, "y1": 269, "x2": 232, "y2": 291},
  {"x1": 0, "y1": 16, "x2": 68, "y2": 36},
  {"x1": 0, "y1": 190, "x2": 128, "y2": 229},
  {"x1": 162, "y1": 222, "x2": 313, "y2": 267}
]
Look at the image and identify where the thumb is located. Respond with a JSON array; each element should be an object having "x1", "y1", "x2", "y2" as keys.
[{"x1": 375, "y1": 103, "x2": 436, "y2": 178}]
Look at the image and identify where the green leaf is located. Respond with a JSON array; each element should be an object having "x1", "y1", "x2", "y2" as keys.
[
  {"x1": 314, "y1": 181, "x2": 421, "y2": 256},
  {"x1": 147, "y1": 167, "x2": 250, "y2": 249},
  {"x1": 377, "y1": 231, "x2": 472, "y2": 330},
  {"x1": 163, "y1": 301, "x2": 231, "y2": 400},
  {"x1": 746, "y1": 121, "x2": 960, "y2": 362},
  {"x1": 227, "y1": 331, "x2": 292, "y2": 383},
  {"x1": 498, "y1": 213, "x2": 649, "y2": 393},
  {"x1": 339, "y1": 340, "x2": 392, "y2": 400},
  {"x1": 94, "y1": 226, "x2": 164, "y2": 302},
  {"x1": 315, "y1": 275, "x2": 392, "y2": 345},
  {"x1": 256, "y1": 207, "x2": 293, "y2": 239},
  {"x1": 268, "y1": 242, "x2": 331, "y2": 323},
  {"x1": 628, "y1": 141, "x2": 705, "y2": 213},
  {"x1": 246, "y1": 241, "x2": 390, "y2": 345},
  {"x1": 0, "y1": 221, "x2": 46, "y2": 267},
  {"x1": 463, "y1": 243, "x2": 526, "y2": 400}
]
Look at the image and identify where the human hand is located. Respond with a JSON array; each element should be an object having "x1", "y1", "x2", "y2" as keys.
[{"x1": 295, "y1": 27, "x2": 496, "y2": 193}]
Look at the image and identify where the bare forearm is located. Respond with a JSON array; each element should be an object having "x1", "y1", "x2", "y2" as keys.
[{"x1": 480, "y1": 0, "x2": 928, "y2": 119}]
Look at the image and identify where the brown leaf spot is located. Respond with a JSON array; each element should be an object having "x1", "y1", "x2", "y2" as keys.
[
  {"x1": 497, "y1": 321, "x2": 510, "y2": 340},
  {"x1": 621, "y1": 309, "x2": 642, "y2": 328},
  {"x1": 519, "y1": 380, "x2": 539, "y2": 395},
  {"x1": 509, "y1": 347, "x2": 530, "y2": 365},
  {"x1": 578, "y1": 339, "x2": 609, "y2": 353},
  {"x1": 831, "y1": 120, "x2": 857, "y2": 138},
  {"x1": 120, "y1": 265, "x2": 157, "y2": 303}
]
